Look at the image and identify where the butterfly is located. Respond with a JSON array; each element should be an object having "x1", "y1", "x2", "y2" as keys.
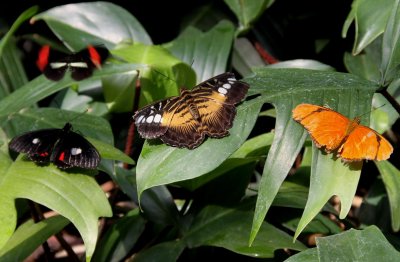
[
  {"x1": 133, "y1": 72, "x2": 250, "y2": 149},
  {"x1": 9, "y1": 123, "x2": 100, "y2": 169},
  {"x1": 292, "y1": 103, "x2": 393, "y2": 161},
  {"x1": 36, "y1": 44, "x2": 109, "y2": 81}
]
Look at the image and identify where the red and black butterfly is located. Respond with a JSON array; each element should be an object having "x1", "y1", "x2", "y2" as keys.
[
  {"x1": 36, "y1": 44, "x2": 109, "y2": 81},
  {"x1": 133, "y1": 72, "x2": 249, "y2": 149},
  {"x1": 9, "y1": 123, "x2": 100, "y2": 169}
]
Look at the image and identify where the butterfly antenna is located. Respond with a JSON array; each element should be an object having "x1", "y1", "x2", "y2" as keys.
[
  {"x1": 151, "y1": 68, "x2": 177, "y2": 84},
  {"x1": 68, "y1": 108, "x2": 90, "y2": 124},
  {"x1": 359, "y1": 104, "x2": 386, "y2": 118}
]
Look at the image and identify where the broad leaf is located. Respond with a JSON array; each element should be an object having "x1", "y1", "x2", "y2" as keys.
[
  {"x1": 184, "y1": 202, "x2": 306, "y2": 258},
  {"x1": 0, "y1": 158, "x2": 112, "y2": 261},
  {"x1": 316, "y1": 226, "x2": 400, "y2": 260},
  {"x1": 342, "y1": 0, "x2": 396, "y2": 55},
  {"x1": 164, "y1": 20, "x2": 235, "y2": 82},
  {"x1": 380, "y1": 0, "x2": 400, "y2": 84},
  {"x1": 111, "y1": 43, "x2": 196, "y2": 108},
  {"x1": 376, "y1": 161, "x2": 400, "y2": 231},
  {"x1": 31, "y1": 1, "x2": 152, "y2": 49}
]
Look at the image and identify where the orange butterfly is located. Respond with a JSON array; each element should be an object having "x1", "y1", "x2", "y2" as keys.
[{"x1": 292, "y1": 103, "x2": 393, "y2": 161}]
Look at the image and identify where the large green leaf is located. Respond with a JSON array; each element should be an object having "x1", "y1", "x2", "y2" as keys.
[
  {"x1": 245, "y1": 68, "x2": 379, "y2": 245},
  {"x1": 184, "y1": 202, "x2": 306, "y2": 258},
  {"x1": 376, "y1": 161, "x2": 400, "y2": 231},
  {"x1": 112, "y1": 43, "x2": 196, "y2": 108},
  {"x1": 0, "y1": 216, "x2": 69, "y2": 262},
  {"x1": 316, "y1": 226, "x2": 400, "y2": 260},
  {"x1": 31, "y1": 1, "x2": 152, "y2": 50},
  {"x1": 164, "y1": 20, "x2": 235, "y2": 82},
  {"x1": 342, "y1": 0, "x2": 396, "y2": 55},
  {"x1": 380, "y1": 0, "x2": 400, "y2": 84},
  {"x1": 288, "y1": 226, "x2": 400, "y2": 261},
  {"x1": 0, "y1": 158, "x2": 112, "y2": 261},
  {"x1": 136, "y1": 96, "x2": 263, "y2": 201}
]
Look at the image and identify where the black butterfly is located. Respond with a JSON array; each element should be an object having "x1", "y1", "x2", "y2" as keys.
[
  {"x1": 36, "y1": 44, "x2": 109, "y2": 81},
  {"x1": 9, "y1": 123, "x2": 100, "y2": 169}
]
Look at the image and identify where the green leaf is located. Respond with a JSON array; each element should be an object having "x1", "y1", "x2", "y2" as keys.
[
  {"x1": 86, "y1": 137, "x2": 134, "y2": 165},
  {"x1": 245, "y1": 68, "x2": 378, "y2": 245},
  {"x1": 31, "y1": 2, "x2": 152, "y2": 49},
  {"x1": 0, "y1": 63, "x2": 141, "y2": 119},
  {"x1": 0, "y1": 216, "x2": 70, "y2": 262},
  {"x1": 380, "y1": 0, "x2": 400, "y2": 84},
  {"x1": 293, "y1": 151, "x2": 362, "y2": 239},
  {"x1": 92, "y1": 209, "x2": 145, "y2": 262},
  {"x1": 112, "y1": 43, "x2": 196, "y2": 108},
  {"x1": 343, "y1": 37, "x2": 382, "y2": 82},
  {"x1": 102, "y1": 71, "x2": 138, "y2": 113},
  {"x1": 113, "y1": 167, "x2": 181, "y2": 227},
  {"x1": 0, "y1": 158, "x2": 112, "y2": 261},
  {"x1": 0, "y1": 40, "x2": 29, "y2": 96},
  {"x1": 285, "y1": 248, "x2": 319, "y2": 262},
  {"x1": 316, "y1": 226, "x2": 400, "y2": 260},
  {"x1": 136, "y1": 97, "x2": 263, "y2": 201},
  {"x1": 376, "y1": 161, "x2": 400, "y2": 231},
  {"x1": 223, "y1": 0, "x2": 274, "y2": 33},
  {"x1": 164, "y1": 20, "x2": 235, "y2": 82},
  {"x1": 342, "y1": 0, "x2": 396, "y2": 55},
  {"x1": 184, "y1": 202, "x2": 306, "y2": 258}
]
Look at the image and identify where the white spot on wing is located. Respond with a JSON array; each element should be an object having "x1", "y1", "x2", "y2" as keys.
[
  {"x1": 146, "y1": 115, "x2": 154, "y2": 123},
  {"x1": 154, "y1": 114, "x2": 162, "y2": 123},
  {"x1": 223, "y1": 83, "x2": 231, "y2": 89},
  {"x1": 71, "y1": 148, "x2": 82, "y2": 155},
  {"x1": 32, "y1": 138, "x2": 40, "y2": 144},
  {"x1": 218, "y1": 87, "x2": 228, "y2": 95},
  {"x1": 136, "y1": 115, "x2": 144, "y2": 123}
]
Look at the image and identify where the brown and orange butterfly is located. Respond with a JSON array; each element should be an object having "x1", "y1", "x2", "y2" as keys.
[
  {"x1": 133, "y1": 72, "x2": 249, "y2": 149},
  {"x1": 292, "y1": 103, "x2": 393, "y2": 161}
]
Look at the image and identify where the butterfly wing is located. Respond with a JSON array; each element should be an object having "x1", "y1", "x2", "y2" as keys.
[
  {"x1": 52, "y1": 131, "x2": 100, "y2": 169},
  {"x1": 69, "y1": 45, "x2": 109, "y2": 81},
  {"x1": 292, "y1": 103, "x2": 351, "y2": 152},
  {"x1": 133, "y1": 96, "x2": 181, "y2": 139},
  {"x1": 191, "y1": 72, "x2": 249, "y2": 137},
  {"x1": 9, "y1": 128, "x2": 63, "y2": 163},
  {"x1": 338, "y1": 125, "x2": 393, "y2": 161},
  {"x1": 133, "y1": 72, "x2": 249, "y2": 149}
]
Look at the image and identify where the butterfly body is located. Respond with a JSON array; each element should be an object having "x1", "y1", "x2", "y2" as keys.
[
  {"x1": 133, "y1": 72, "x2": 249, "y2": 149},
  {"x1": 292, "y1": 103, "x2": 393, "y2": 161},
  {"x1": 9, "y1": 123, "x2": 100, "y2": 169},
  {"x1": 36, "y1": 45, "x2": 109, "y2": 81}
]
